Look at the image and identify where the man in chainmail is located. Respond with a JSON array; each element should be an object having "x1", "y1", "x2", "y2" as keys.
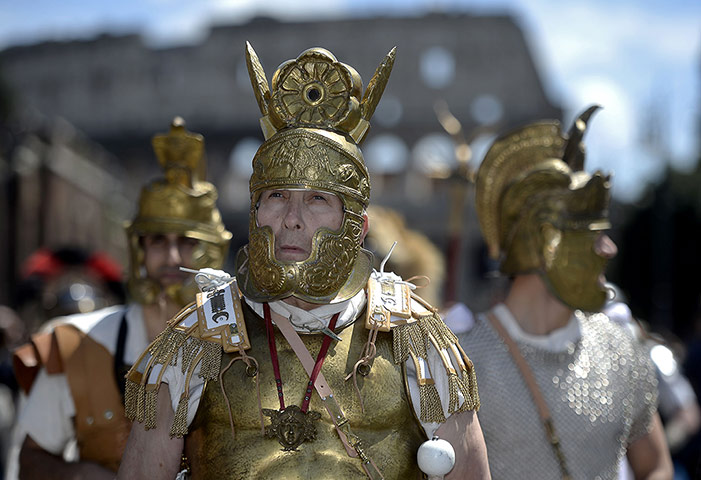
[
  {"x1": 456, "y1": 106, "x2": 672, "y2": 479},
  {"x1": 117, "y1": 45, "x2": 489, "y2": 479}
]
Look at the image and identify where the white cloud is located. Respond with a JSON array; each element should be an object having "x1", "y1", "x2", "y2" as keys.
[
  {"x1": 572, "y1": 78, "x2": 635, "y2": 146},
  {"x1": 507, "y1": 0, "x2": 700, "y2": 201},
  {"x1": 141, "y1": 7, "x2": 212, "y2": 45},
  {"x1": 209, "y1": 0, "x2": 348, "y2": 21}
]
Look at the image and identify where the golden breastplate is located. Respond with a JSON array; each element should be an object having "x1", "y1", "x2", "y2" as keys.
[{"x1": 184, "y1": 302, "x2": 426, "y2": 479}]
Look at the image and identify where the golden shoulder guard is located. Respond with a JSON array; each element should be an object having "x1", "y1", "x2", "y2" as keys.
[
  {"x1": 365, "y1": 271, "x2": 480, "y2": 422},
  {"x1": 124, "y1": 279, "x2": 249, "y2": 437}
]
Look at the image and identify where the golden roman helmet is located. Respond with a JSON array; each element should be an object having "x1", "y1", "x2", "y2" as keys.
[
  {"x1": 475, "y1": 106, "x2": 613, "y2": 311},
  {"x1": 236, "y1": 43, "x2": 396, "y2": 304},
  {"x1": 126, "y1": 117, "x2": 232, "y2": 306}
]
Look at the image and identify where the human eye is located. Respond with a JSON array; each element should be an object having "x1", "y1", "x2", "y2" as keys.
[
  {"x1": 178, "y1": 237, "x2": 199, "y2": 249},
  {"x1": 260, "y1": 191, "x2": 287, "y2": 206},
  {"x1": 147, "y1": 234, "x2": 167, "y2": 247},
  {"x1": 308, "y1": 191, "x2": 330, "y2": 202}
]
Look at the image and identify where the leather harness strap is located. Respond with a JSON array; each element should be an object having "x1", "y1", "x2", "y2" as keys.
[
  {"x1": 487, "y1": 311, "x2": 572, "y2": 480},
  {"x1": 270, "y1": 309, "x2": 384, "y2": 480},
  {"x1": 113, "y1": 313, "x2": 129, "y2": 400}
]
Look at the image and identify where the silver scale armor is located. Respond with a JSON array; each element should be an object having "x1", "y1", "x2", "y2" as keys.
[{"x1": 459, "y1": 307, "x2": 658, "y2": 480}]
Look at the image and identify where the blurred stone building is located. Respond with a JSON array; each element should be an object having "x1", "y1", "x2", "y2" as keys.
[
  {"x1": 0, "y1": 116, "x2": 130, "y2": 307},
  {"x1": 0, "y1": 13, "x2": 561, "y2": 309}
]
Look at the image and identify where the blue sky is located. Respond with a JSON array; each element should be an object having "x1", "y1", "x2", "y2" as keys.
[{"x1": 1, "y1": 0, "x2": 699, "y2": 202}]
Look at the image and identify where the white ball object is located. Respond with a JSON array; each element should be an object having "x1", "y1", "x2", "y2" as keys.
[{"x1": 417, "y1": 437, "x2": 456, "y2": 476}]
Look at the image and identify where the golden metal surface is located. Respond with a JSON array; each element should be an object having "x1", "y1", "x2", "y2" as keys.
[
  {"x1": 238, "y1": 45, "x2": 395, "y2": 304},
  {"x1": 184, "y1": 303, "x2": 425, "y2": 479},
  {"x1": 474, "y1": 106, "x2": 611, "y2": 311},
  {"x1": 125, "y1": 118, "x2": 232, "y2": 306}
]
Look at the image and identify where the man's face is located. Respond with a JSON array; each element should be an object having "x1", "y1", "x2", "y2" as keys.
[
  {"x1": 142, "y1": 233, "x2": 198, "y2": 288},
  {"x1": 256, "y1": 189, "x2": 344, "y2": 262},
  {"x1": 541, "y1": 227, "x2": 618, "y2": 312}
]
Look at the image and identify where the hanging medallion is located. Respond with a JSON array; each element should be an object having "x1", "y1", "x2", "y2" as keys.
[{"x1": 263, "y1": 405, "x2": 322, "y2": 451}]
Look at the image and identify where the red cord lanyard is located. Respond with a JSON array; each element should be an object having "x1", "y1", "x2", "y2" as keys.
[{"x1": 263, "y1": 303, "x2": 339, "y2": 413}]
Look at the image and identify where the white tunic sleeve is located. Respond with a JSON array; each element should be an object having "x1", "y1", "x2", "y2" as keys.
[
  {"x1": 161, "y1": 353, "x2": 206, "y2": 427},
  {"x1": 396, "y1": 300, "x2": 473, "y2": 439},
  {"x1": 16, "y1": 369, "x2": 76, "y2": 455},
  {"x1": 405, "y1": 340, "x2": 464, "y2": 439}
]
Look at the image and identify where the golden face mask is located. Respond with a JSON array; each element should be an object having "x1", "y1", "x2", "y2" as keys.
[
  {"x1": 236, "y1": 44, "x2": 395, "y2": 304},
  {"x1": 126, "y1": 118, "x2": 232, "y2": 306},
  {"x1": 475, "y1": 106, "x2": 613, "y2": 311},
  {"x1": 541, "y1": 226, "x2": 610, "y2": 312}
]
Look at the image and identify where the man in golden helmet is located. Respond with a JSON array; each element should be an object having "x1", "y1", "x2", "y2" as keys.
[
  {"x1": 119, "y1": 44, "x2": 489, "y2": 480},
  {"x1": 453, "y1": 106, "x2": 672, "y2": 479},
  {"x1": 126, "y1": 117, "x2": 232, "y2": 310},
  {"x1": 13, "y1": 119, "x2": 231, "y2": 479}
]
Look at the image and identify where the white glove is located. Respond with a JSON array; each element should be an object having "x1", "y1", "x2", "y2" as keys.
[{"x1": 180, "y1": 267, "x2": 233, "y2": 292}]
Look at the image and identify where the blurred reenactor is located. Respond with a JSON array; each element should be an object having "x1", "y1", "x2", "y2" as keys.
[
  {"x1": 5, "y1": 236, "x2": 124, "y2": 480},
  {"x1": 604, "y1": 297, "x2": 701, "y2": 479},
  {"x1": 455, "y1": 107, "x2": 673, "y2": 479},
  {"x1": 15, "y1": 247, "x2": 125, "y2": 336},
  {"x1": 1, "y1": 306, "x2": 23, "y2": 480},
  {"x1": 12, "y1": 118, "x2": 231, "y2": 479}
]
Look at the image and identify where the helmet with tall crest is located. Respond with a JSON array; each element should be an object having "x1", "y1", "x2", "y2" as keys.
[
  {"x1": 475, "y1": 106, "x2": 612, "y2": 311},
  {"x1": 236, "y1": 44, "x2": 395, "y2": 304}
]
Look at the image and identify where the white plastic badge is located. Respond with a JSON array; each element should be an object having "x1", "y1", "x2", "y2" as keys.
[
  {"x1": 366, "y1": 274, "x2": 412, "y2": 332},
  {"x1": 195, "y1": 279, "x2": 250, "y2": 351}
]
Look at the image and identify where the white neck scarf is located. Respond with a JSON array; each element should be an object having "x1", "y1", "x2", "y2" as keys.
[
  {"x1": 244, "y1": 289, "x2": 367, "y2": 334},
  {"x1": 493, "y1": 303, "x2": 581, "y2": 352}
]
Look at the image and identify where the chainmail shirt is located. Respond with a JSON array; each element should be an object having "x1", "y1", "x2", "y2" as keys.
[{"x1": 458, "y1": 303, "x2": 658, "y2": 480}]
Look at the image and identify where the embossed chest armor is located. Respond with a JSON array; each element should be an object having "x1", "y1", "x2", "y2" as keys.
[{"x1": 184, "y1": 302, "x2": 426, "y2": 479}]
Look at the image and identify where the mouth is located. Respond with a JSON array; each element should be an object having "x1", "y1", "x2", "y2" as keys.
[
  {"x1": 158, "y1": 270, "x2": 189, "y2": 285},
  {"x1": 277, "y1": 245, "x2": 309, "y2": 260}
]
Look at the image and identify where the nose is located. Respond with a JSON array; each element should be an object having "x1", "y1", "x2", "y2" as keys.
[
  {"x1": 282, "y1": 196, "x2": 304, "y2": 230},
  {"x1": 595, "y1": 233, "x2": 617, "y2": 259},
  {"x1": 166, "y1": 238, "x2": 183, "y2": 266}
]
